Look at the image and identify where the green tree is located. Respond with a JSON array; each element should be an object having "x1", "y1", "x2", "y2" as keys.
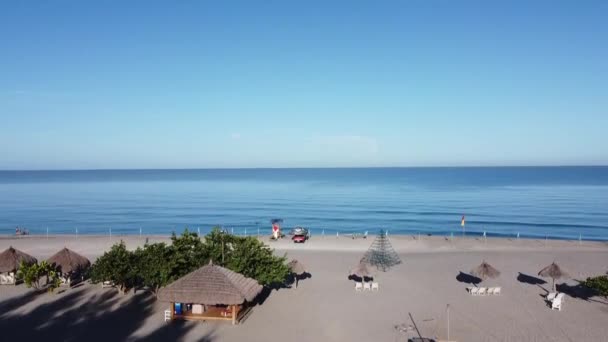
[
  {"x1": 582, "y1": 275, "x2": 608, "y2": 298},
  {"x1": 226, "y1": 236, "x2": 290, "y2": 286},
  {"x1": 17, "y1": 261, "x2": 61, "y2": 292},
  {"x1": 18, "y1": 261, "x2": 45, "y2": 289},
  {"x1": 169, "y1": 228, "x2": 208, "y2": 278},
  {"x1": 202, "y1": 227, "x2": 234, "y2": 266},
  {"x1": 90, "y1": 241, "x2": 137, "y2": 293},
  {"x1": 134, "y1": 242, "x2": 174, "y2": 296}
]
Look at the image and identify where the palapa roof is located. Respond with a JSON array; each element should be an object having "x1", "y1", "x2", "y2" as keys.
[
  {"x1": 0, "y1": 246, "x2": 37, "y2": 273},
  {"x1": 288, "y1": 259, "x2": 306, "y2": 275},
  {"x1": 538, "y1": 262, "x2": 568, "y2": 280},
  {"x1": 350, "y1": 261, "x2": 373, "y2": 278},
  {"x1": 47, "y1": 248, "x2": 91, "y2": 274},
  {"x1": 158, "y1": 262, "x2": 263, "y2": 305},
  {"x1": 471, "y1": 261, "x2": 500, "y2": 280}
]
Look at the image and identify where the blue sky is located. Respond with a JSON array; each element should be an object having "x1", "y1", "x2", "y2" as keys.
[{"x1": 1, "y1": 1, "x2": 607, "y2": 169}]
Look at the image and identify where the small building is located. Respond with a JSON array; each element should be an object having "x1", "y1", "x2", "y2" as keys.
[
  {"x1": 0, "y1": 246, "x2": 37, "y2": 285},
  {"x1": 47, "y1": 248, "x2": 91, "y2": 286},
  {"x1": 158, "y1": 261, "x2": 263, "y2": 325}
]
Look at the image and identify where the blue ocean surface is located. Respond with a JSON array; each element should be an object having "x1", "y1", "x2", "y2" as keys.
[{"x1": 0, "y1": 167, "x2": 607, "y2": 240}]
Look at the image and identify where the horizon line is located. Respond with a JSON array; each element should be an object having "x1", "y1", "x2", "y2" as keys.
[{"x1": 1, "y1": 165, "x2": 607, "y2": 172}]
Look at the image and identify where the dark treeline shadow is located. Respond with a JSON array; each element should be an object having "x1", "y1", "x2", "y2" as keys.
[
  {"x1": 556, "y1": 281, "x2": 607, "y2": 305},
  {"x1": 0, "y1": 285, "x2": 216, "y2": 342}
]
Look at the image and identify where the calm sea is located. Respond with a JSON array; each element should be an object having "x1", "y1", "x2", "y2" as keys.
[{"x1": 0, "y1": 167, "x2": 607, "y2": 240}]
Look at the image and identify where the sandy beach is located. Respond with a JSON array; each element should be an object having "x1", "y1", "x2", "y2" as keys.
[{"x1": 1, "y1": 234, "x2": 607, "y2": 341}]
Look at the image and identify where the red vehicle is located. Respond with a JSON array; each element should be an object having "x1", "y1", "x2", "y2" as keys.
[
  {"x1": 292, "y1": 234, "x2": 307, "y2": 243},
  {"x1": 290, "y1": 227, "x2": 309, "y2": 243}
]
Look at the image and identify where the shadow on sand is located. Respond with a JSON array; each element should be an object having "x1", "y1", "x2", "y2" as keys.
[
  {"x1": 556, "y1": 281, "x2": 608, "y2": 304},
  {"x1": 517, "y1": 272, "x2": 546, "y2": 285},
  {"x1": 456, "y1": 271, "x2": 481, "y2": 286},
  {"x1": 0, "y1": 285, "x2": 217, "y2": 342}
]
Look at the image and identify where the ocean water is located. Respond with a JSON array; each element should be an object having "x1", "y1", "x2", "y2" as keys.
[{"x1": 0, "y1": 167, "x2": 607, "y2": 240}]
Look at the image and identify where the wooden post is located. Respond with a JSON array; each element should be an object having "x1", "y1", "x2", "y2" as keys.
[
  {"x1": 170, "y1": 303, "x2": 174, "y2": 320},
  {"x1": 232, "y1": 305, "x2": 237, "y2": 325}
]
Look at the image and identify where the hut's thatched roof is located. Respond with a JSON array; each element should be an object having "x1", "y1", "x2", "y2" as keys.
[
  {"x1": 350, "y1": 261, "x2": 373, "y2": 278},
  {"x1": 158, "y1": 262, "x2": 263, "y2": 305},
  {"x1": 47, "y1": 248, "x2": 91, "y2": 274},
  {"x1": 471, "y1": 261, "x2": 500, "y2": 280},
  {"x1": 0, "y1": 246, "x2": 37, "y2": 273},
  {"x1": 538, "y1": 262, "x2": 568, "y2": 280},
  {"x1": 288, "y1": 259, "x2": 306, "y2": 275}
]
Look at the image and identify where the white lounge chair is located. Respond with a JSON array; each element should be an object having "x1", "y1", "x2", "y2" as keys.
[
  {"x1": 487, "y1": 287, "x2": 495, "y2": 295},
  {"x1": 164, "y1": 309, "x2": 172, "y2": 322},
  {"x1": 371, "y1": 282, "x2": 379, "y2": 291},
  {"x1": 101, "y1": 280, "x2": 115, "y2": 288},
  {"x1": 469, "y1": 287, "x2": 479, "y2": 295},
  {"x1": 0, "y1": 273, "x2": 16, "y2": 285},
  {"x1": 552, "y1": 297, "x2": 562, "y2": 311},
  {"x1": 547, "y1": 292, "x2": 558, "y2": 301},
  {"x1": 477, "y1": 287, "x2": 487, "y2": 296},
  {"x1": 355, "y1": 282, "x2": 363, "y2": 291},
  {"x1": 363, "y1": 282, "x2": 372, "y2": 291},
  {"x1": 492, "y1": 287, "x2": 501, "y2": 295}
]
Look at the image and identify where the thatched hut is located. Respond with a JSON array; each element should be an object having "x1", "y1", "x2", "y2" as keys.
[
  {"x1": 0, "y1": 247, "x2": 37, "y2": 285},
  {"x1": 158, "y1": 261, "x2": 263, "y2": 325},
  {"x1": 47, "y1": 248, "x2": 91, "y2": 286}
]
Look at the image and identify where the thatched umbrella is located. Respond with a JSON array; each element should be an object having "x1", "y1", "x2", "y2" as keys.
[
  {"x1": 0, "y1": 246, "x2": 37, "y2": 273},
  {"x1": 349, "y1": 261, "x2": 374, "y2": 281},
  {"x1": 47, "y1": 248, "x2": 91, "y2": 275},
  {"x1": 288, "y1": 259, "x2": 307, "y2": 288},
  {"x1": 538, "y1": 262, "x2": 569, "y2": 292},
  {"x1": 470, "y1": 261, "x2": 500, "y2": 282}
]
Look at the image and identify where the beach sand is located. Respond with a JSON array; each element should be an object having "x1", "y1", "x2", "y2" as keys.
[{"x1": 1, "y1": 235, "x2": 607, "y2": 341}]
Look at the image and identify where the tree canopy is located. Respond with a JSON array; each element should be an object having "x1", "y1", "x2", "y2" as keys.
[
  {"x1": 90, "y1": 241, "x2": 138, "y2": 293},
  {"x1": 89, "y1": 228, "x2": 290, "y2": 294}
]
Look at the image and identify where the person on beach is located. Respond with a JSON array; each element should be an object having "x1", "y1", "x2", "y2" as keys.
[{"x1": 272, "y1": 222, "x2": 280, "y2": 240}]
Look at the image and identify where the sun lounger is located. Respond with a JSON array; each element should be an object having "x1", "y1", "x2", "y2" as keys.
[
  {"x1": 469, "y1": 287, "x2": 479, "y2": 295},
  {"x1": 487, "y1": 287, "x2": 495, "y2": 295},
  {"x1": 0, "y1": 273, "x2": 16, "y2": 285},
  {"x1": 372, "y1": 282, "x2": 379, "y2": 291},
  {"x1": 492, "y1": 287, "x2": 501, "y2": 295},
  {"x1": 355, "y1": 282, "x2": 363, "y2": 291},
  {"x1": 164, "y1": 309, "x2": 172, "y2": 322},
  {"x1": 477, "y1": 287, "x2": 487, "y2": 296},
  {"x1": 546, "y1": 292, "x2": 558, "y2": 301},
  {"x1": 101, "y1": 280, "x2": 115, "y2": 288},
  {"x1": 552, "y1": 297, "x2": 562, "y2": 310},
  {"x1": 363, "y1": 282, "x2": 372, "y2": 291}
]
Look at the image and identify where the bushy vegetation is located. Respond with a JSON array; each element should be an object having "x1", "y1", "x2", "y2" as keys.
[
  {"x1": 89, "y1": 228, "x2": 290, "y2": 295},
  {"x1": 17, "y1": 260, "x2": 62, "y2": 292},
  {"x1": 90, "y1": 241, "x2": 139, "y2": 293},
  {"x1": 582, "y1": 275, "x2": 608, "y2": 298}
]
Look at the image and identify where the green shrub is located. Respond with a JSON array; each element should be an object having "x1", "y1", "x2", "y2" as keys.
[
  {"x1": 582, "y1": 275, "x2": 608, "y2": 298},
  {"x1": 90, "y1": 241, "x2": 137, "y2": 293},
  {"x1": 17, "y1": 261, "x2": 61, "y2": 292}
]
